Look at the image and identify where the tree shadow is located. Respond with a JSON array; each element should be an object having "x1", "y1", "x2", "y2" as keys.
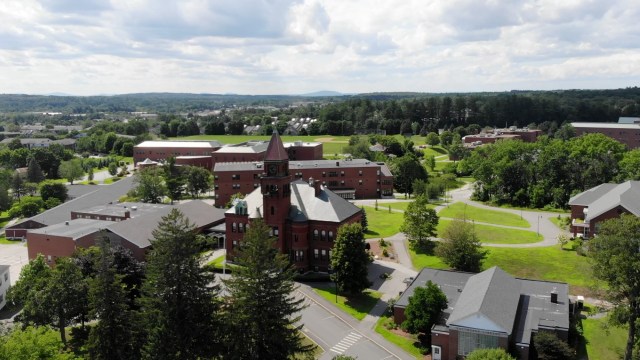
[
  {"x1": 411, "y1": 240, "x2": 437, "y2": 256},
  {"x1": 368, "y1": 262, "x2": 397, "y2": 291},
  {"x1": 365, "y1": 230, "x2": 380, "y2": 237}
]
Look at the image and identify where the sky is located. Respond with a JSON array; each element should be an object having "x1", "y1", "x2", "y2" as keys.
[{"x1": 0, "y1": 0, "x2": 639, "y2": 96}]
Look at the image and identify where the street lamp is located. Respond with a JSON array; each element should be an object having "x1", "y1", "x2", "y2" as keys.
[{"x1": 537, "y1": 215, "x2": 542, "y2": 236}]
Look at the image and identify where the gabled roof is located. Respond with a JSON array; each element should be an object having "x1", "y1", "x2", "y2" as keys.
[
  {"x1": 568, "y1": 183, "x2": 619, "y2": 206},
  {"x1": 264, "y1": 131, "x2": 288, "y2": 161},
  {"x1": 580, "y1": 181, "x2": 640, "y2": 222},
  {"x1": 446, "y1": 267, "x2": 521, "y2": 335},
  {"x1": 289, "y1": 180, "x2": 362, "y2": 222}
]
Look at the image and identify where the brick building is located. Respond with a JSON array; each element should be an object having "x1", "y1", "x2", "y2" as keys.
[
  {"x1": 214, "y1": 158, "x2": 393, "y2": 207},
  {"x1": 462, "y1": 128, "x2": 542, "y2": 146},
  {"x1": 0, "y1": 265, "x2": 10, "y2": 310},
  {"x1": 394, "y1": 267, "x2": 569, "y2": 360},
  {"x1": 224, "y1": 132, "x2": 363, "y2": 272},
  {"x1": 133, "y1": 140, "x2": 223, "y2": 166},
  {"x1": 568, "y1": 181, "x2": 640, "y2": 238},
  {"x1": 571, "y1": 122, "x2": 640, "y2": 149}
]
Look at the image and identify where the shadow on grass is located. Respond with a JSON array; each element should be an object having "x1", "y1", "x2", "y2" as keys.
[
  {"x1": 411, "y1": 240, "x2": 437, "y2": 256},
  {"x1": 365, "y1": 230, "x2": 380, "y2": 237},
  {"x1": 312, "y1": 282, "x2": 381, "y2": 317}
]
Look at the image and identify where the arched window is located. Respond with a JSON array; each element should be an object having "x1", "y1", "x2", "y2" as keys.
[
  {"x1": 328, "y1": 231, "x2": 334, "y2": 241},
  {"x1": 232, "y1": 222, "x2": 237, "y2": 233},
  {"x1": 321, "y1": 230, "x2": 326, "y2": 241},
  {"x1": 313, "y1": 229, "x2": 319, "y2": 240}
]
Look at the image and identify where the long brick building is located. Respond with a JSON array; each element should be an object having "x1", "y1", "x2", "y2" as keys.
[
  {"x1": 225, "y1": 132, "x2": 363, "y2": 271},
  {"x1": 571, "y1": 122, "x2": 640, "y2": 149}
]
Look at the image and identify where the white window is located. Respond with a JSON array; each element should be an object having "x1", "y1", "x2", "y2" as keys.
[{"x1": 314, "y1": 249, "x2": 319, "y2": 259}]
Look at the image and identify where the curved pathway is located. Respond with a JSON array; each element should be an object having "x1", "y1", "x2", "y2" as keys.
[{"x1": 354, "y1": 183, "x2": 570, "y2": 249}]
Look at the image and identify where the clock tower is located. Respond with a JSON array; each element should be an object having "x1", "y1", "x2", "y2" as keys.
[{"x1": 261, "y1": 131, "x2": 291, "y2": 250}]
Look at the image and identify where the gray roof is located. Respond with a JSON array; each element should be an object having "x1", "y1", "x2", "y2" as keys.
[
  {"x1": 74, "y1": 202, "x2": 169, "y2": 218},
  {"x1": 571, "y1": 122, "x2": 640, "y2": 129},
  {"x1": 619, "y1": 117, "x2": 640, "y2": 124},
  {"x1": 214, "y1": 158, "x2": 391, "y2": 172},
  {"x1": 107, "y1": 200, "x2": 225, "y2": 249},
  {"x1": 226, "y1": 180, "x2": 361, "y2": 223},
  {"x1": 214, "y1": 141, "x2": 269, "y2": 154},
  {"x1": 29, "y1": 218, "x2": 111, "y2": 240},
  {"x1": 289, "y1": 180, "x2": 362, "y2": 222},
  {"x1": 136, "y1": 140, "x2": 222, "y2": 148},
  {"x1": 10, "y1": 176, "x2": 135, "y2": 228},
  {"x1": 570, "y1": 181, "x2": 640, "y2": 222},
  {"x1": 568, "y1": 183, "x2": 619, "y2": 206},
  {"x1": 52, "y1": 138, "x2": 76, "y2": 145},
  {"x1": 446, "y1": 267, "x2": 521, "y2": 335},
  {"x1": 396, "y1": 266, "x2": 569, "y2": 345}
]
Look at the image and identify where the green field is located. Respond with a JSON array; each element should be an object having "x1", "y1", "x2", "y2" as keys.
[
  {"x1": 312, "y1": 284, "x2": 381, "y2": 321},
  {"x1": 409, "y1": 244, "x2": 593, "y2": 293},
  {"x1": 581, "y1": 315, "x2": 627, "y2": 360},
  {"x1": 363, "y1": 207, "x2": 405, "y2": 239},
  {"x1": 422, "y1": 146, "x2": 447, "y2": 158},
  {"x1": 367, "y1": 201, "x2": 436, "y2": 212},
  {"x1": 0, "y1": 235, "x2": 23, "y2": 245},
  {"x1": 438, "y1": 202, "x2": 530, "y2": 228},
  {"x1": 436, "y1": 219, "x2": 542, "y2": 244}
]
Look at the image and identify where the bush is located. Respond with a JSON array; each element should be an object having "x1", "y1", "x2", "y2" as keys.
[{"x1": 44, "y1": 198, "x2": 61, "y2": 209}]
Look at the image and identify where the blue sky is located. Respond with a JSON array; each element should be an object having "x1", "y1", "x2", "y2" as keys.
[{"x1": 1, "y1": 0, "x2": 638, "y2": 95}]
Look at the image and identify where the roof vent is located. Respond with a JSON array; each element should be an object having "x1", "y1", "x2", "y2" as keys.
[
  {"x1": 65, "y1": 221, "x2": 69, "y2": 226},
  {"x1": 132, "y1": 206, "x2": 138, "y2": 211},
  {"x1": 551, "y1": 288, "x2": 558, "y2": 303}
]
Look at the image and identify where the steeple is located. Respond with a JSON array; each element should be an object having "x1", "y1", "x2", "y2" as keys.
[{"x1": 264, "y1": 130, "x2": 288, "y2": 161}]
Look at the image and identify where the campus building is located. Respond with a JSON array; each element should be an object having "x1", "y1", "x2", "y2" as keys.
[
  {"x1": 571, "y1": 122, "x2": 640, "y2": 149},
  {"x1": 568, "y1": 181, "x2": 640, "y2": 238},
  {"x1": 133, "y1": 140, "x2": 223, "y2": 168},
  {"x1": 214, "y1": 158, "x2": 393, "y2": 207},
  {"x1": 224, "y1": 132, "x2": 363, "y2": 272},
  {"x1": 394, "y1": 267, "x2": 570, "y2": 360},
  {"x1": 0, "y1": 265, "x2": 9, "y2": 311},
  {"x1": 462, "y1": 127, "x2": 543, "y2": 146}
]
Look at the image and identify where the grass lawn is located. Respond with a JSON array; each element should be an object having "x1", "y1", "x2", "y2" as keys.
[
  {"x1": 438, "y1": 202, "x2": 530, "y2": 228},
  {"x1": 436, "y1": 220, "x2": 542, "y2": 244},
  {"x1": 0, "y1": 234, "x2": 23, "y2": 245},
  {"x1": 580, "y1": 315, "x2": 627, "y2": 360},
  {"x1": 0, "y1": 210, "x2": 12, "y2": 228},
  {"x1": 294, "y1": 332, "x2": 324, "y2": 359},
  {"x1": 103, "y1": 177, "x2": 122, "y2": 184},
  {"x1": 365, "y1": 202, "x2": 436, "y2": 212},
  {"x1": 409, "y1": 244, "x2": 594, "y2": 293},
  {"x1": 422, "y1": 146, "x2": 447, "y2": 158},
  {"x1": 363, "y1": 207, "x2": 405, "y2": 239},
  {"x1": 374, "y1": 316, "x2": 423, "y2": 359},
  {"x1": 312, "y1": 284, "x2": 381, "y2": 321},
  {"x1": 549, "y1": 215, "x2": 570, "y2": 230}
]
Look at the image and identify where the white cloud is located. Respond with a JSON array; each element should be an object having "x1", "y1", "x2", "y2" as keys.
[{"x1": 0, "y1": 0, "x2": 638, "y2": 95}]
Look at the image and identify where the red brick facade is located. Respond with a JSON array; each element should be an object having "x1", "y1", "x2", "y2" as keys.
[
  {"x1": 573, "y1": 124, "x2": 640, "y2": 149},
  {"x1": 133, "y1": 141, "x2": 221, "y2": 165}
]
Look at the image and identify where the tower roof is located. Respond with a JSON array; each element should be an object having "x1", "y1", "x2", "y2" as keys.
[{"x1": 264, "y1": 130, "x2": 288, "y2": 161}]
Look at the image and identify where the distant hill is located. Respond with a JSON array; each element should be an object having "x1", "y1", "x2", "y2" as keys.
[{"x1": 300, "y1": 90, "x2": 345, "y2": 97}]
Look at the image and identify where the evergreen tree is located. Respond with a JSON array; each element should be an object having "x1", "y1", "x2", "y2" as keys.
[
  {"x1": 223, "y1": 218, "x2": 314, "y2": 360},
  {"x1": 11, "y1": 172, "x2": 24, "y2": 201},
  {"x1": 26, "y1": 157, "x2": 45, "y2": 183},
  {"x1": 330, "y1": 223, "x2": 371, "y2": 296},
  {"x1": 0, "y1": 186, "x2": 11, "y2": 211},
  {"x1": 360, "y1": 207, "x2": 368, "y2": 232},
  {"x1": 139, "y1": 209, "x2": 221, "y2": 359},
  {"x1": 87, "y1": 237, "x2": 141, "y2": 360}
]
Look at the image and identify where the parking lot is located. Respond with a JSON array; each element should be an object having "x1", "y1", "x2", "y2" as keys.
[{"x1": 0, "y1": 243, "x2": 29, "y2": 285}]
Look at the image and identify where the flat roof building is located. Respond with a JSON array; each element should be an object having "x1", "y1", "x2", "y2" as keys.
[{"x1": 571, "y1": 122, "x2": 640, "y2": 148}]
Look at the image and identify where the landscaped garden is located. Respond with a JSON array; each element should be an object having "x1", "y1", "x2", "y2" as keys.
[{"x1": 374, "y1": 316, "x2": 423, "y2": 359}]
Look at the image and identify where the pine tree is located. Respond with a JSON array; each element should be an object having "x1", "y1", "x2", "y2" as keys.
[
  {"x1": 223, "y1": 218, "x2": 314, "y2": 360},
  {"x1": 330, "y1": 223, "x2": 371, "y2": 296},
  {"x1": 26, "y1": 157, "x2": 45, "y2": 183},
  {"x1": 87, "y1": 237, "x2": 142, "y2": 360},
  {"x1": 360, "y1": 207, "x2": 368, "y2": 232},
  {"x1": 139, "y1": 209, "x2": 221, "y2": 359}
]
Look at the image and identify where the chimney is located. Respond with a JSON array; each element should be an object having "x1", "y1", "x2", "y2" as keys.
[
  {"x1": 124, "y1": 210, "x2": 130, "y2": 219},
  {"x1": 308, "y1": 177, "x2": 314, "y2": 187},
  {"x1": 551, "y1": 290, "x2": 558, "y2": 304},
  {"x1": 314, "y1": 180, "x2": 322, "y2": 196},
  {"x1": 336, "y1": 161, "x2": 340, "y2": 166}
]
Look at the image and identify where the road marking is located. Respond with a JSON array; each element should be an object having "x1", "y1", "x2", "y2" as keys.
[{"x1": 330, "y1": 332, "x2": 362, "y2": 354}]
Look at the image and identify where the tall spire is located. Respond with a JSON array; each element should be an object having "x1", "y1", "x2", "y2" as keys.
[{"x1": 264, "y1": 130, "x2": 288, "y2": 161}]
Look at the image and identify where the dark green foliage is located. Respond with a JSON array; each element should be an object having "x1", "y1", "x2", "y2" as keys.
[
  {"x1": 26, "y1": 157, "x2": 45, "y2": 183},
  {"x1": 533, "y1": 332, "x2": 574, "y2": 360},
  {"x1": 400, "y1": 196, "x2": 438, "y2": 249},
  {"x1": 590, "y1": 214, "x2": 640, "y2": 360},
  {"x1": 435, "y1": 219, "x2": 487, "y2": 272},
  {"x1": 87, "y1": 237, "x2": 142, "y2": 360},
  {"x1": 39, "y1": 182, "x2": 68, "y2": 203},
  {"x1": 132, "y1": 167, "x2": 166, "y2": 203},
  {"x1": 11, "y1": 172, "x2": 24, "y2": 201},
  {"x1": 466, "y1": 348, "x2": 515, "y2": 360},
  {"x1": 8, "y1": 197, "x2": 44, "y2": 218},
  {"x1": 330, "y1": 223, "x2": 371, "y2": 296},
  {"x1": 360, "y1": 207, "x2": 368, "y2": 232},
  {"x1": 139, "y1": 209, "x2": 221, "y2": 359},
  {"x1": 58, "y1": 159, "x2": 84, "y2": 184},
  {"x1": 391, "y1": 154, "x2": 428, "y2": 196},
  {"x1": 0, "y1": 186, "x2": 11, "y2": 211},
  {"x1": 223, "y1": 218, "x2": 314, "y2": 360},
  {"x1": 0, "y1": 326, "x2": 76, "y2": 359},
  {"x1": 185, "y1": 166, "x2": 212, "y2": 198},
  {"x1": 162, "y1": 157, "x2": 184, "y2": 204},
  {"x1": 108, "y1": 163, "x2": 118, "y2": 176},
  {"x1": 402, "y1": 281, "x2": 447, "y2": 336}
]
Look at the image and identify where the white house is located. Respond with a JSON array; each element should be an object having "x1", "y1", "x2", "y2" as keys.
[{"x1": 0, "y1": 265, "x2": 9, "y2": 310}]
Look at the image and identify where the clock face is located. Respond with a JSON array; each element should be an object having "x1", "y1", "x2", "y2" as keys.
[{"x1": 268, "y1": 164, "x2": 277, "y2": 175}]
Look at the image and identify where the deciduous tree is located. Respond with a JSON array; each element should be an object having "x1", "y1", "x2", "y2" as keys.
[
  {"x1": 185, "y1": 166, "x2": 212, "y2": 198},
  {"x1": 223, "y1": 218, "x2": 314, "y2": 359},
  {"x1": 533, "y1": 332, "x2": 574, "y2": 360},
  {"x1": 436, "y1": 219, "x2": 487, "y2": 272},
  {"x1": 466, "y1": 348, "x2": 515, "y2": 360},
  {"x1": 400, "y1": 196, "x2": 438, "y2": 250},
  {"x1": 330, "y1": 223, "x2": 371, "y2": 296},
  {"x1": 58, "y1": 159, "x2": 84, "y2": 184},
  {"x1": 402, "y1": 280, "x2": 447, "y2": 338},
  {"x1": 133, "y1": 167, "x2": 166, "y2": 203}
]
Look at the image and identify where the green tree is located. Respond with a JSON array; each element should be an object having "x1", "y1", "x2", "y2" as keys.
[
  {"x1": 590, "y1": 214, "x2": 640, "y2": 360},
  {"x1": 617, "y1": 149, "x2": 640, "y2": 181},
  {"x1": 0, "y1": 326, "x2": 77, "y2": 360},
  {"x1": 360, "y1": 207, "x2": 368, "y2": 232},
  {"x1": 425, "y1": 132, "x2": 440, "y2": 146},
  {"x1": 400, "y1": 196, "x2": 438, "y2": 250},
  {"x1": 7, "y1": 255, "x2": 53, "y2": 326},
  {"x1": 223, "y1": 218, "x2": 314, "y2": 359},
  {"x1": 0, "y1": 186, "x2": 11, "y2": 211},
  {"x1": 466, "y1": 348, "x2": 515, "y2": 360},
  {"x1": 58, "y1": 159, "x2": 84, "y2": 184},
  {"x1": 87, "y1": 237, "x2": 141, "y2": 360},
  {"x1": 402, "y1": 281, "x2": 447, "y2": 337},
  {"x1": 391, "y1": 154, "x2": 428, "y2": 197},
  {"x1": 330, "y1": 223, "x2": 371, "y2": 296},
  {"x1": 26, "y1": 157, "x2": 45, "y2": 183},
  {"x1": 108, "y1": 162, "x2": 118, "y2": 176},
  {"x1": 533, "y1": 332, "x2": 574, "y2": 360},
  {"x1": 87, "y1": 166, "x2": 94, "y2": 182},
  {"x1": 435, "y1": 219, "x2": 487, "y2": 272},
  {"x1": 11, "y1": 172, "x2": 24, "y2": 201},
  {"x1": 185, "y1": 166, "x2": 212, "y2": 198},
  {"x1": 133, "y1": 167, "x2": 166, "y2": 203},
  {"x1": 162, "y1": 157, "x2": 184, "y2": 204},
  {"x1": 139, "y1": 209, "x2": 221, "y2": 359},
  {"x1": 39, "y1": 182, "x2": 68, "y2": 203},
  {"x1": 425, "y1": 155, "x2": 436, "y2": 171}
]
